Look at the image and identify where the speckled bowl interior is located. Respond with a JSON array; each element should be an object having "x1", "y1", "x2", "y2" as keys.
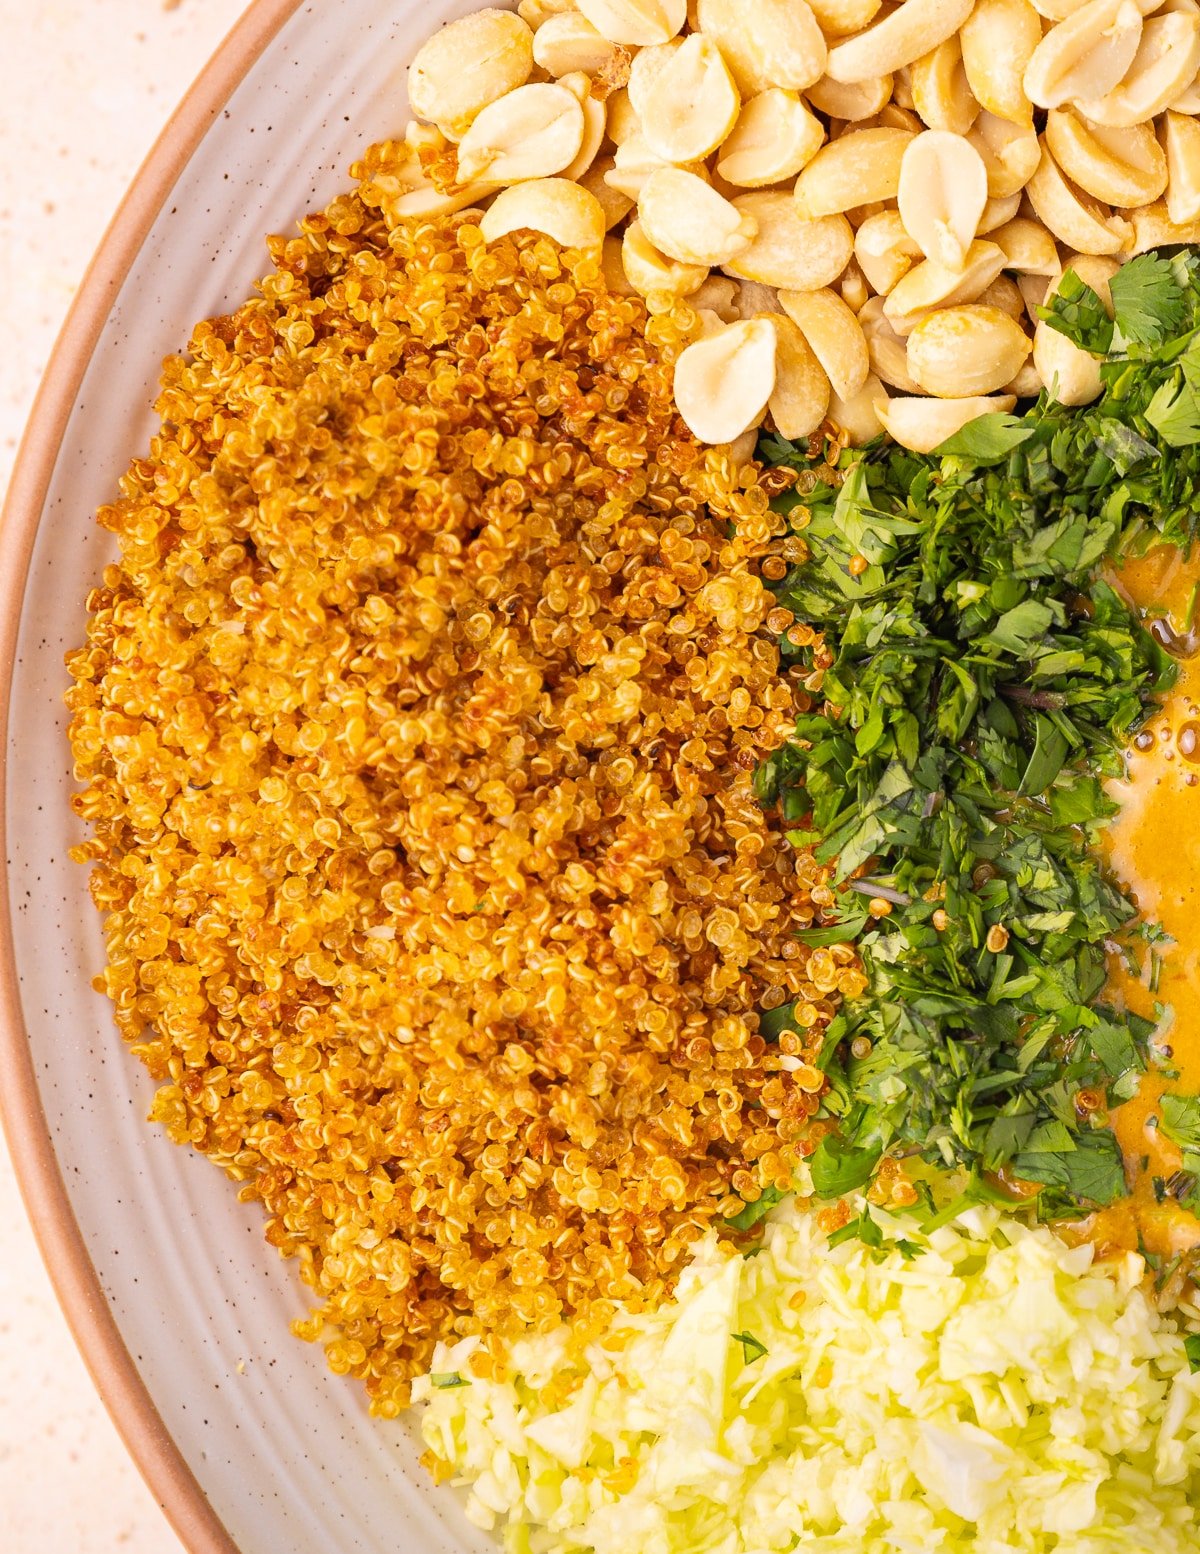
[{"x1": 2, "y1": 2, "x2": 505, "y2": 1550}]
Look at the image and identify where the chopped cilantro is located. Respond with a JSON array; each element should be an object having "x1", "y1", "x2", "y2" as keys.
[
  {"x1": 757, "y1": 250, "x2": 1200, "y2": 1212},
  {"x1": 1186, "y1": 1333, "x2": 1200, "y2": 1373},
  {"x1": 732, "y1": 1331, "x2": 767, "y2": 1364},
  {"x1": 723, "y1": 1186, "x2": 785, "y2": 1233},
  {"x1": 430, "y1": 1372, "x2": 469, "y2": 1389}
]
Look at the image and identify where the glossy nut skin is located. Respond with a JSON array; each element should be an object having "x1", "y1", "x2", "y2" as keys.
[{"x1": 906, "y1": 304, "x2": 1032, "y2": 395}]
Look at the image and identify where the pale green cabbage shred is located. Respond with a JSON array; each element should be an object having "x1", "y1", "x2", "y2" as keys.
[{"x1": 415, "y1": 1205, "x2": 1200, "y2": 1554}]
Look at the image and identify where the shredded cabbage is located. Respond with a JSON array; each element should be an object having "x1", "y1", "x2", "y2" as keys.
[{"x1": 414, "y1": 1205, "x2": 1200, "y2": 1553}]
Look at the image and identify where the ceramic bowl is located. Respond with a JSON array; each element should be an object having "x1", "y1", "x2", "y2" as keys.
[{"x1": 0, "y1": 3, "x2": 503, "y2": 1550}]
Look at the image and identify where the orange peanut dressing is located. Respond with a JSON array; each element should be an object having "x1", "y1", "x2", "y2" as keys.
[{"x1": 1091, "y1": 546, "x2": 1200, "y2": 1258}]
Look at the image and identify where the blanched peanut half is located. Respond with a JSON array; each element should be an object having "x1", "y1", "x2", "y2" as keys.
[
  {"x1": 1044, "y1": 110, "x2": 1167, "y2": 207},
  {"x1": 519, "y1": 0, "x2": 576, "y2": 23},
  {"x1": 960, "y1": 0, "x2": 1042, "y2": 125},
  {"x1": 779, "y1": 287, "x2": 872, "y2": 399},
  {"x1": 893, "y1": 65, "x2": 917, "y2": 111},
  {"x1": 859, "y1": 296, "x2": 925, "y2": 391},
  {"x1": 578, "y1": 158, "x2": 636, "y2": 228},
  {"x1": 839, "y1": 258, "x2": 872, "y2": 312},
  {"x1": 688, "y1": 275, "x2": 742, "y2": 322},
  {"x1": 641, "y1": 33, "x2": 742, "y2": 162},
  {"x1": 808, "y1": 0, "x2": 884, "y2": 37},
  {"x1": 716, "y1": 90, "x2": 826, "y2": 187},
  {"x1": 770, "y1": 317, "x2": 833, "y2": 438},
  {"x1": 1033, "y1": 254, "x2": 1117, "y2": 403},
  {"x1": 907, "y1": 305, "x2": 1032, "y2": 395},
  {"x1": 481, "y1": 178, "x2": 607, "y2": 248},
  {"x1": 1166, "y1": 110, "x2": 1200, "y2": 223},
  {"x1": 830, "y1": 371, "x2": 887, "y2": 444},
  {"x1": 966, "y1": 112, "x2": 1042, "y2": 197},
  {"x1": 1172, "y1": 63, "x2": 1200, "y2": 111},
  {"x1": 1124, "y1": 197, "x2": 1200, "y2": 251},
  {"x1": 1018, "y1": 271, "x2": 1053, "y2": 315},
  {"x1": 883, "y1": 240, "x2": 1008, "y2": 333},
  {"x1": 673, "y1": 317, "x2": 779, "y2": 442},
  {"x1": 576, "y1": 0, "x2": 686, "y2": 47},
  {"x1": 1007, "y1": 359, "x2": 1045, "y2": 395},
  {"x1": 533, "y1": 12, "x2": 619, "y2": 76},
  {"x1": 1023, "y1": 0, "x2": 1145, "y2": 109},
  {"x1": 602, "y1": 233, "x2": 639, "y2": 295},
  {"x1": 877, "y1": 394, "x2": 1018, "y2": 453},
  {"x1": 697, "y1": 0, "x2": 828, "y2": 94},
  {"x1": 563, "y1": 87, "x2": 608, "y2": 182},
  {"x1": 794, "y1": 127, "x2": 916, "y2": 218},
  {"x1": 826, "y1": 0, "x2": 976, "y2": 83},
  {"x1": 1029, "y1": 0, "x2": 1090, "y2": 18},
  {"x1": 991, "y1": 216, "x2": 1062, "y2": 273},
  {"x1": 898, "y1": 130, "x2": 989, "y2": 270},
  {"x1": 622, "y1": 219, "x2": 710, "y2": 297},
  {"x1": 408, "y1": 9, "x2": 534, "y2": 139},
  {"x1": 372, "y1": 143, "x2": 498, "y2": 221},
  {"x1": 874, "y1": 103, "x2": 926, "y2": 133},
  {"x1": 980, "y1": 273, "x2": 1027, "y2": 319},
  {"x1": 627, "y1": 39, "x2": 683, "y2": 119},
  {"x1": 606, "y1": 133, "x2": 704, "y2": 198},
  {"x1": 606, "y1": 88, "x2": 641, "y2": 146},
  {"x1": 1025, "y1": 140, "x2": 1131, "y2": 252},
  {"x1": 807, "y1": 73, "x2": 895, "y2": 121},
  {"x1": 639, "y1": 168, "x2": 758, "y2": 265},
  {"x1": 724, "y1": 194, "x2": 855, "y2": 290},
  {"x1": 910, "y1": 37, "x2": 980, "y2": 136},
  {"x1": 456, "y1": 83, "x2": 586, "y2": 183},
  {"x1": 1076, "y1": 7, "x2": 1200, "y2": 125},
  {"x1": 978, "y1": 191, "x2": 1023, "y2": 231},
  {"x1": 855, "y1": 209, "x2": 923, "y2": 294}
]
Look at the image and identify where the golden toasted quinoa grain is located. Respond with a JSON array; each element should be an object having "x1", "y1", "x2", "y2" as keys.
[{"x1": 66, "y1": 174, "x2": 863, "y2": 1412}]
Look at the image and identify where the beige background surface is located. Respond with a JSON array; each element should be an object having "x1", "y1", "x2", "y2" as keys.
[{"x1": 0, "y1": 4, "x2": 246, "y2": 1548}]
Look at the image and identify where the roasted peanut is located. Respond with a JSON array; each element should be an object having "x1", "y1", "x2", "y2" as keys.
[
  {"x1": 716, "y1": 90, "x2": 826, "y2": 187},
  {"x1": 840, "y1": 257, "x2": 872, "y2": 312},
  {"x1": 779, "y1": 286, "x2": 872, "y2": 398},
  {"x1": 1044, "y1": 110, "x2": 1167, "y2": 207},
  {"x1": 990, "y1": 216, "x2": 1063, "y2": 273},
  {"x1": 1032, "y1": 254, "x2": 1117, "y2": 403},
  {"x1": 877, "y1": 393, "x2": 1018, "y2": 452},
  {"x1": 578, "y1": 157, "x2": 637, "y2": 227},
  {"x1": 979, "y1": 273, "x2": 1027, "y2": 319},
  {"x1": 829, "y1": 371, "x2": 888, "y2": 443},
  {"x1": 602, "y1": 232, "x2": 640, "y2": 294},
  {"x1": 855, "y1": 209, "x2": 923, "y2": 294},
  {"x1": 456, "y1": 83, "x2": 586, "y2": 183},
  {"x1": 966, "y1": 111, "x2": 1042, "y2": 197},
  {"x1": 696, "y1": 0, "x2": 828, "y2": 94},
  {"x1": 533, "y1": 12, "x2": 620, "y2": 76},
  {"x1": 1166, "y1": 109, "x2": 1200, "y2": 223},
  {"x1": 907, "y1": 304, "x2": 1032, "y2": 395},
  {"x1": 1076, "y1": 6, "x2": 1200, "y2": 125},
  {"x1": 807, "y1": 74, "x2": 895, "y2": 121},
  {"x1": 1007, "y1": 359, "x2": 1044, "y2": 395},
  {"x1": 640, "y1": 32, "x2": 742, "y2": 161},
  {"x1": 369, "y1": 139, "x2": 498, "y2": 221},
  {"x1": 883, "y1": 240, "x2": 1009, "y2": 332},
  {"x1": 898, "y1": 130, "x2": 989, "y2": 269},
  {"x1": 1025, "y1": 139, "x2": 1131, "y2": 252},
  {"x1": 1124, "y1": 197, "x2": 1200, "y2": 251},
  {"x1": 576, "y1": 0, "x2": 687, "y2": 46},
  {"x1": 480, "y1": 177, "x2": 607, "y2": 248},
  {"x1": 1023, "y1": 0, "x2": 1145, "y2": 109},
  {"x1": 978, "y1": 191, "x2": 1024, "y2": 231},
  {"x1": 807, "y1": 0, "x2": 884, "y2": 36},
  {"x1": 770, "y1": 316, "x2": 833, "y2": 437},
  {"x1": 910, "y1": 37, "x2": 980, "y2": 136},
  {"x1": 639, "y1": 167, "x2": 758, "y2": 265},
  {"x1": 826, "y1": 0, "x2": 976, "y2": 83},
  {"x1": 960, "y1": 0, "x2": 1041, "y2": 125},
  {"x1": 794, "y1": 127, "x2": 917, "y2": 218},
  {"x1": 622, "y1": 219, "x2": 710, "y2": 296},
  {"x1": 673, "y1": 317, "x2": 779, "y2": 441},
  {"x1": 724, "y1": 193, "x2": 855, "y2": 289},
  {"x1": 408, "y1": 9, "x2": 535, "y2": 138},
  {"x1": 859, "y1": 296, "x2": 926, "y2": 390}
]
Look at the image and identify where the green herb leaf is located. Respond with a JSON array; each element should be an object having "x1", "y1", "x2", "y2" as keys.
[
  {"x1": 430, "y1": 1372, "x2": 469, "y2": 1389},
  {"x1": 1185, "y1": 1333, "x2": 1200, "y2": 1373},
  {"x1": 732, "y1": 1330, "x2": 767, "y2": 1364},
  {"x1": 1109, "y1": 253, "x2": 1187, "y2": 348},
  {"x1": 810, "y1": 1136, "x2": 882, "y2": 1197},
  {"x1": 935, "y1": 413, "x2": 1035, "y2": 463},
  {"x1": 1038, "y1": 269, "x2": 1114, "y2": 355},
  {"x1": 722, "y1": 1186, "x2": 786, "y2": 1232}
]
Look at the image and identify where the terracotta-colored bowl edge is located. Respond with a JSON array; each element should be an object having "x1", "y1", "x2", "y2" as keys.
[{"x1": 0, "y1": 5, "x2": 309, "y2": 1551}]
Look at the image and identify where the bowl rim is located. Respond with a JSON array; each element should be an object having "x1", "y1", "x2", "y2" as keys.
[{"x1": 0, "y1": 4, "x2": 310, "y2": 1550}]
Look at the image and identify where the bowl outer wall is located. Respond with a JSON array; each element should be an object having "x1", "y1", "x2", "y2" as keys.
[{"x1": 0, "y1": 2, "x2": 503, "y2": 1551}]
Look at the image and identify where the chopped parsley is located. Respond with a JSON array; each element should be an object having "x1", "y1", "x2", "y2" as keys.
[
  {"x1": 755, "y1": 249, "x2": 1200, "y2": 1218},
  {"x1": 430, "y1": 1371, "x2": 470, "y2": 1389},
  {"x1": 732, "y1": 1331, "x2": 768, "y2": 1364}
]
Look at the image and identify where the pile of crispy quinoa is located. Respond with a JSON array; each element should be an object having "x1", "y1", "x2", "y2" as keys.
[{"x1": 66, "y1": 170, "x2": 864, "y2": 1411}]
